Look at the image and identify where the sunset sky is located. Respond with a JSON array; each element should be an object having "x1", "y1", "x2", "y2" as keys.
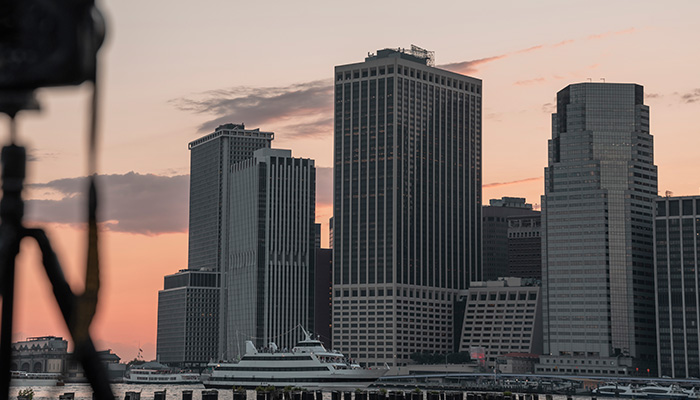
[{"x1": 4, "y1": 0, "x2": 699, "y2": 362}]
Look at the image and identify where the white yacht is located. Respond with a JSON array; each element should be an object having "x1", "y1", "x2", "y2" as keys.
[
  {"x1": 204, "y1": 332, "x2": 388, "y2": 390},
  {"x1": 592, "y1": 383, "x2": 647, "y2": 398},
  {"x1": 125, "y1": 369, "x2": 201, "y2": 384},
  {"x1": 637, "y1": 383, "x2": 697, "y2": 399}
]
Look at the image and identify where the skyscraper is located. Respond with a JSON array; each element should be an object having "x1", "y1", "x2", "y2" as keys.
[
  {"x1": 156, "y1": 269, "x2": 220, "y2": 366},
  {"x1": 654, "y1": 196, "x2": 700, "y2": 378},
  {"x1": 537, "y1": 83, "x2": 657, "y2": 375},
  {"x1": 482, "y1": 197, "x2": 539, "y2": 281},
  {"x1": 507, "y1": 214, "x2": 542, "y2": 279},
  {"x1": 156, "y1": 123, "x2": 273, "y2": 363},
  {"x1": 224, "y1": 148, "x2": 316, "y2": 358},
  {"x1": 332, "y1": 46, "x2": 482, "y2": 366},
  {"x1": 187, "y1": 123, "x2": 273, "y2": 271}
]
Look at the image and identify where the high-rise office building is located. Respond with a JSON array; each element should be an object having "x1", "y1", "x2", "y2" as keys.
[
  {"x1": 507, "y1": 214, "x2": 542, "y2": 279},
  {"x1": 537, "y1": 83, "x2": 657, "y2": 375},
  {"x1": 157, "y1": 123, "x2": 273, "y2": 364},
  {"x1": 332, "y1": 46, "x2": 482, "y2": 366},
  {"x1": 224, "y1": 148, "x2": 316, "y2": 358},
  {"x1": 655, "y1": 196, "x2": 700, "y2": 378},
  {"x1": 156, "y1": 270, "x2": 220, "y2": 366},
  {"x1": 187, "y1": 123, "x2": 273, "y2": 271},
  {"x1": 483, "y1": 197, "x2": 538, "y2": 281}
]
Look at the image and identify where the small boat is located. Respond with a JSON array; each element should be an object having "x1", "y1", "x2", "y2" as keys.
[
  {"x1": 125, "y1": 368, "x2": 201, "y2": 384},
  {"x1": 204, "y1": 328, "x2": 388, "y2": 390},
  {"x1": 10, "y1": 371, "x2": 63, "y2": 387},
  {"x1": 592, "y1": 382, "x2": 647, "y2": 398}
]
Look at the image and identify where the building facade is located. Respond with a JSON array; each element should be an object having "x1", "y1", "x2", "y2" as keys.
[
  {"x1": 156, "y1": 269, "x2": 220, "y2": 366},
  {"x1": 332, "y1": 46, "x2": 482, "y2": 366},
  {"x1": 11, "y1": 336, "x2": 68, "y2": 373},
  {"x1": 225, "y1": 148, "x2": 316, "y2": 358},
  {"x1": 539, "y1": 82, "x2": 657, "y2": 375},
  {"x1": 507, "y1": 214, "x2": 542, "y2": 279},
  {"x1": 315, "y1": 248, "x2": 333, "y2": 347},
  {"x1": 655, "y1": 196, "x2": 700, "y2": 378},
  {"x1": 457, "y1": 278, "x2": 542, "y2": 368},
  {"x1": 483, "y1": 197, "x2": 539, "y2": 281},
  {"x1": 187, "y1": 123, "x2": 273, "y2": 271}
]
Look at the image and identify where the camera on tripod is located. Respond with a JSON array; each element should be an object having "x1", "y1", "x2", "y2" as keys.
[{"x1": 0, "y1": 0, "x2": 105, "y2": 92}]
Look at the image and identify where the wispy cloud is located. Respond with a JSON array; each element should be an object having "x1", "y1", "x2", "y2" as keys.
[
  {"x1": 170, "y1": 80, "x2": 334, "y2": 138},
  {"x1": 172, "y1": 28, "x2": 637, "y2": 139},
  {"x1": 443, "y1": 28, "x2": 635, "y2": 76},
  {"x1": 514, "y1": 77, "x2": 546, "y2": 86},
  {"x1": 587, "y1": 28, "x2": 635, "y2": 40},
  {"x1": 483, "y1": 177, "x2": 542, "y2": 188},
  {"x1": 676, "y1": 89, "x2": 700, "y2": 103},
  {"x1": 541, "y1": 102, "x2": 555, "y2": 114},
  {"x1": 439, "y1": 55, "x2": 508, "y2": 75},
  {"x1": 26, "y1": 172, "x2": 189, "y2": 236}
]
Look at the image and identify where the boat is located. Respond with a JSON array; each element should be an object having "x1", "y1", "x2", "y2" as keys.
[
  {"x1": 203, "y1": 330, "x2": 389, "y2": 390},
  {"x1": 125, "y1": 368, "x2": 201, "y2": 384},
  {"x1": 637, "y1": 383, "x2": 697, "y2": 399},
  {"x1": 591, "y1": 382, "x2": 647, "y2": 398},
  {"x1": 10, "y1": 371, "x2": 63, "y2": 386}
]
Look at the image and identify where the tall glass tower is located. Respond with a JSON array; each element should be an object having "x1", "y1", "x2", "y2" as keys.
[
  {"x1": 187, "y1": 123, "x2": 273, "y2": 271},
  {"x1": 538, "y1": 83, "x2": 657, "y2": 375},
  {"x1": 332, "y1": 47, "x2": 482, "y2": 366}
]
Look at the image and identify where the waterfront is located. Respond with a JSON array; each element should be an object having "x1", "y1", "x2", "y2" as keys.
[{"x1": 6, "y1": 384, "x2": 599, "y2": 400}]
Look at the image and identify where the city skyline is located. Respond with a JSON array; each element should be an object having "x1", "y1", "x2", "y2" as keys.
[{"x1": 5, "y1": 1, "x2": 699, "y2": 361}]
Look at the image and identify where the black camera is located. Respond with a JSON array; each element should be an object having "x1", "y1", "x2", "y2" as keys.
[{"x1": 0, "y1": 0, "x2": 105, "y2": 91}]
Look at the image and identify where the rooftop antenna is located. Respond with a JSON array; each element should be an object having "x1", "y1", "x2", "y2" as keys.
[
  {"x1": 587, "y1": 78, "x2": 592, "y2": 82},
  {"x1": 601, "y1": 78, "x2": 606, "y2": 82}
]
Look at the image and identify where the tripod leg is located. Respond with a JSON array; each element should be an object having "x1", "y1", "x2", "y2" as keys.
[
  {"x1": 24, "y1": 228, "x2": 114, "y2": 400},
  {"x1": 0, "y1": 227, "x2": 21, "y2": 400}
]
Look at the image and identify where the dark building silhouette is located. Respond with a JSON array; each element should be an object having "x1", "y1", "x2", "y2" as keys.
[
  {"x1": 507, "y1": 214, "x2": 542, "y2": 279},
  {"x1": 538, "y1": 83, "x2": 657, "y2": 375},
  {"x1": 332, "y1": 46, "x2": 482, "y2": 366},
  {"x1": 187, "y1": 123, "x2": 273, "y2": 271},
  {"x1": 157, "y1": 269, "x2": 220, "y2": 366},
  {"x1": 482, "y1": 197, "x2": 538, "y2": 281},
  {"x1": 655, "y1": 196, "x2": 700, "y2": 378},
  {"x1": 314, "y1": 248, "x2": 333, "y2": 348},
  {"x1": 224, "y1": 148, "x2": 316, "y2": 357}
]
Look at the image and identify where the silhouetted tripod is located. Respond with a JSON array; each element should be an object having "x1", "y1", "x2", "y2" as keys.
[
  {"x1": 0, "y1": 101, "x2": 115, "y2": 400},
  {"x1": 0, "y1": 1, "x2": 114, "y2": 399}
]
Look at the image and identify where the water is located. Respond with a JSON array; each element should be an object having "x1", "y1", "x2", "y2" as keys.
[{"x1": 6, "y1": 384, "x2": 594, "y2": 400}]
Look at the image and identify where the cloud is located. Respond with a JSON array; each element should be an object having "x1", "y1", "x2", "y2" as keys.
[
  {"x1": 439, "y1": 55, "x2": 508, "y2": 75},
  {"x1": 442, "y1": 28, "x2": 635, "y2": 76},
  {"x1": 645, "y1": 92, "x2": 662, "y2": 99},
  {"x1": 515, "y1": 45, "x2": 544, "y2": 54},
  {"x1": 514, "y1": 77, "x2": 546, "y2": 86},
  {"x1": 25, "y1": 172, "x2": 189, "y2": 236},
  {"x1": 483, "y1": 177, "x2": 542, "y2": 189},
  {"x1": 316, "y1": 167, "x2": 333, "y2": 206},
  {"x1": 552, "y1": 39, "x2": 575, "y2": 48},
  {"x1": 541, "y1": 102, "x2": 555, "y2": 114},
  {"x1": 587, "y1": 28, "x2": 635, "y2": 40},
  {"x1": 677, "y1": 89, "x2": 700, "y2": 103},
  {"x1": 172, "y1": 28, "x2": 638, "y2": 142},
  {"x1": 170, "y1": 80, "x2": 334, "y2": 138}
]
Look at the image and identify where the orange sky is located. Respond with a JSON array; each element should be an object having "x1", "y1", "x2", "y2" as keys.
[{"x1": 4, "y1": 0, "x2": 699, "y2": 361}]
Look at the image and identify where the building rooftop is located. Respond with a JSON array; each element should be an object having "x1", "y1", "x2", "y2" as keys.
[{"x1": 365, "y1": 45, "x2": 435, "y2": 66}]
